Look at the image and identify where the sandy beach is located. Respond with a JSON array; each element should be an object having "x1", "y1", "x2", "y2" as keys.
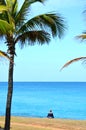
[{"x1": 0, "y1": 116, "x2": 86, "y2": 130}]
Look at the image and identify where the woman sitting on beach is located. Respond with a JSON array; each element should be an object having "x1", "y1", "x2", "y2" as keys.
[{"x1": 47, "y1": 110, "x2": 54, "y2": 118}]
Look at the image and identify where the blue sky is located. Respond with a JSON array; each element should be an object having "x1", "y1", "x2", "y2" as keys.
[{"x1": 0, "y1": 0, "x2": 86, "y2": 82}]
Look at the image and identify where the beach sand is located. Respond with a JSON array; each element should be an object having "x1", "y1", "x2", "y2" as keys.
[{"x1": 0, "y1": 116, "x2": 86, "y2": 130}]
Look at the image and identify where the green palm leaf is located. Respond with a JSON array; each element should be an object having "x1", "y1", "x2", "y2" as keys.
[
  {"x1": 0, "y1": 5, "x2": 8, "y2": 12},
  {"x1": 15, "y1": 0, "x2": 46, "y2": 27},
  {"x1": 17, "y1": 13, "x2": 66, "y2": 38},
  {"x1": 15, "y1": 0, "x2": 31, "y2": 26},
  {"x1": 11, "y1": 0, "x2": 18, "y2": 17},
  {"x1": 0, "y1": 19, "x2": 13, "y2": 34},
  {"x1": 15, "y1": 30, "x2": 50, "y2": 47}
]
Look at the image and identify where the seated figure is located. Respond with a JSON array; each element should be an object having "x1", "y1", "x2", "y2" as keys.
[{"x1": 47, "y1": 110, "x2": 54, "y2": 118}]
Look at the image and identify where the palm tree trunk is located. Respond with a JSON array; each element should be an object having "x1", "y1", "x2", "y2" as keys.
[{"x1": 4, "y1": 54, "x2": 14, "y2": 130}]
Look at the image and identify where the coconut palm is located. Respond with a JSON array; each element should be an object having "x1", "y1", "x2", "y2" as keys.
[{"x1": 0, "y1": 0, "x2": 66, "y2": 130}]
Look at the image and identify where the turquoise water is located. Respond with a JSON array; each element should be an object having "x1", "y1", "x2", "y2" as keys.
[{"x1": 0, "y1": 82, "x2": 86, "y2": 120}]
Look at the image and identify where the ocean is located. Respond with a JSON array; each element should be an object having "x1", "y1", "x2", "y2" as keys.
[{"x1": 0, "y1": 82, "x2": 86, "y2": 120}]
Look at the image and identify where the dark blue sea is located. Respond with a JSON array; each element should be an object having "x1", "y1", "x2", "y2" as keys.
[{"x1": 0, "y1": 82, "x2": 86, "y2": 120}]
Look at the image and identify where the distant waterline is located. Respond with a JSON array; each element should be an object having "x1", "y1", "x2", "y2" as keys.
[{"x1": 0, "y1": 82, "x2": 86, "y2": 120}]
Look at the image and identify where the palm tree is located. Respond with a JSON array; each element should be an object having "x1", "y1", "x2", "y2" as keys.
[{"x1": 0, "y1": 0, "x2": 66, "y2": 130}]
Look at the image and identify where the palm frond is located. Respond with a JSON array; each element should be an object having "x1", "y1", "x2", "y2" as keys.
[
  {"x1": 15, "y1": 30, "x2": 50, "y2": 47},
  {"x1": 60, "y1": 57, "x2": 86, "y2": 71},
  {"x1": 15, "y1": 0, "x2": 31, "y2": 27},
  {"x1": 0, "y1": 1, "x2": 16, "y2": 23},
  {"x1": 0, "y1": 19, "x2": 13, "y2": 34},
  {"x1": 5, "y1": 0, "x2": 12, "y2": 9},
  {"x1": 76, "y1": 34, "x2": 86, "y2": 41},
  {"x1": 11, "y1": 0, "x2": 18, "y2": 17},
  {"x1": 7, "y1": 13, "x2": 15, "y2": 30},
  {"x1": 17, "y1": 13, "x2": 66, "y2": 38},
  {"x1": 0, "y1": 5, "x2": 8, "y2": 12},
  {"x1": 0, "y1": 50, "x2": 10, "y2": 60},
  {"x1": 0, "y1": 50, "x2": 14, "y2": 63},
  {"x1": 26, "y1": 0, "x2": 46, "y2": 4},
  {"x1": 15, "y1": 0, "x2": 46, "y2": 27},
  {"x1": 3, "y1": 0, "x2": 18, "y2": 17}
]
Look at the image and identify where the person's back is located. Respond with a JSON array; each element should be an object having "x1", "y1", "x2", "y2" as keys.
[{"x1": 47, "y1": 110, "x2": 54, "y2": 118}]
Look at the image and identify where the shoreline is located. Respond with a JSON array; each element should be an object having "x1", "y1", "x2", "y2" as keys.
[{"x1": 0, "y1": 115, "x2": 86, "y2": 120}]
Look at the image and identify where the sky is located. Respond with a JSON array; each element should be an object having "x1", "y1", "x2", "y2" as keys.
[{"x1": 0, "y1": 0, "x2": 86, "y2": 82}]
